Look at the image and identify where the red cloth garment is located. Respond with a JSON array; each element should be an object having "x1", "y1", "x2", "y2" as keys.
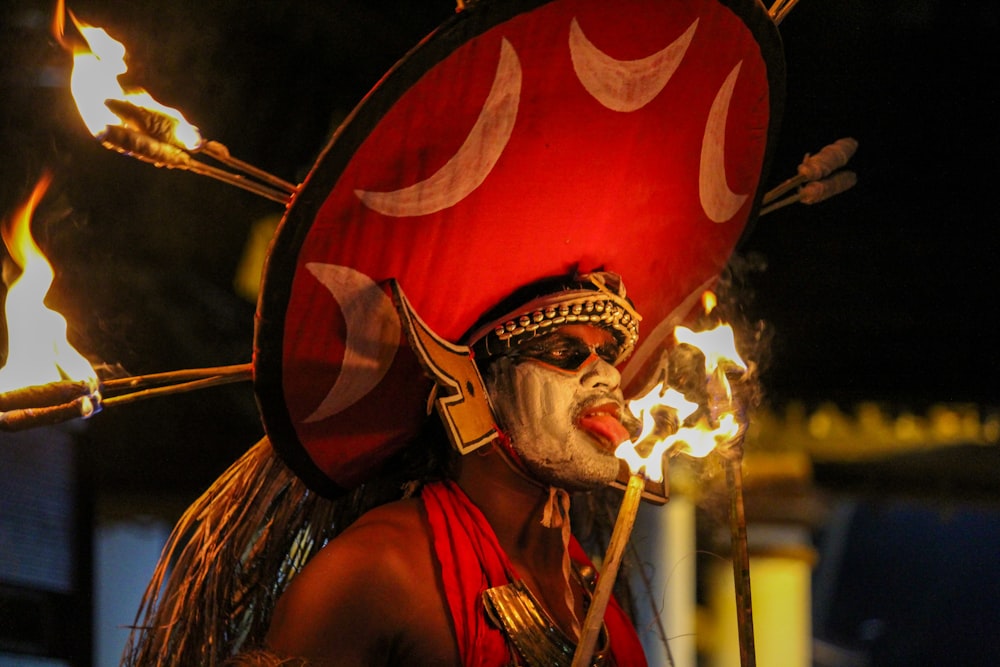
[
  {"x1": 422, "y1": 480, "x2": 515, "y2": 666},
  {"x1": 421, "y1": 480, "x2": 648, "y2": 666}
]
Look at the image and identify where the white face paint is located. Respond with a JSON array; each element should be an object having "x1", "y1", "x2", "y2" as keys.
[{"x1": 485, "y1": 325, "x2": 630, "y2": 491}]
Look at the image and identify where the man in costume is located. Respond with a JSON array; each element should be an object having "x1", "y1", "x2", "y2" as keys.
[
  {"x1": 123, "y1": 1, "x2": 784, "y2": 665},
  {"x1": 265, "y1": 273, "x2": 649, "y2": 665}
]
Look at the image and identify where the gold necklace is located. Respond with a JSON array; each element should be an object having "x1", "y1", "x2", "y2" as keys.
[{"x1": 482, "y1": 566, "x2": 611, "y2": 667}]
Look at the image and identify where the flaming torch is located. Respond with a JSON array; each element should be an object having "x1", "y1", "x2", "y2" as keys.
[
  {"x1": 0, "y1": 173, "x2": 101, "y2": 430},
  {"x1": 572, "y1": 293, "x2": 754, "y2": 667},
  {"x1": 54, "y1": 0, "x2": 297, "y2": 204},
  {"x1": 0, "y1": 175, "x2": 253, "y2": 432}
]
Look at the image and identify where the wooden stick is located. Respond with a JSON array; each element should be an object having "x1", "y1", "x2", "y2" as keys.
[
  {"x1": 101, "y1": 363, "x2": 252, "y2": 394},
  {"x1": 773, "y1": 0, "x2": 802, "y2": 25},
  {"x1": 760, "y1": 170, "x2": 858, "y2": 216},
  {"x1": 758, "y1": 191, "x2": 800, "y2": 216},
  {"x1": 101, "y1": 371, "x2": 252, "y2": 408},
  {"x1": 0, "y1": 379, "x2": 93, "y2": 411},
  {"x1": 0, "y1": 365, "x2": 253, "y2": 432},
  {"x1": 99, "y1": 125, "x2": 292, "y2": 205},
  {"x1": 199, "y1": 141, "x2": 298, "y2": 194},
  {"x1": 767, "y1": 0, "x2": 791, "y2": 20},
  {"x1": 763, "y1": 138, "x2": 859, "y2": 205},
  {"x1": 762, "y1": 173, "x2": 807, "y2": 205},
  {"x1": 571, "y1": 473, "x2": 646, "y2": 667},
  {"x1": 0, "y1": 394, "x2": 98, "y2": 432},
  {"x1": 725, "y1": 449, "x2": 756, "y2": 667},
  {"x1": 102, "y1": 101, "x2": 297, "y2": 196},
  {"x1": 183, "y1": 160, "x2": 292, "y2": 205}
]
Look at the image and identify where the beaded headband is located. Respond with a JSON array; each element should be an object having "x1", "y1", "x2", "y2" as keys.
[{"x1": 468, "y1": 272, "x2": 641, "y2": 366}]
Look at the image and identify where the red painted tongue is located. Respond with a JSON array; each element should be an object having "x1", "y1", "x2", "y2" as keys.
[{"x1": 578, "y1": 414, "x2": 631, "y2": 450}]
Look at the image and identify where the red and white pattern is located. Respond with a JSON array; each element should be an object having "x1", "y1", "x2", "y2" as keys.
[{"x1": 255, "y1": 0, "x2": 782, "y2": 495}]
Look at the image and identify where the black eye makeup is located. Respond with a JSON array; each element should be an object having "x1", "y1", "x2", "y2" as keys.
[{"x1": 508, "y1": 334, "x2": 619, "y2": 371}]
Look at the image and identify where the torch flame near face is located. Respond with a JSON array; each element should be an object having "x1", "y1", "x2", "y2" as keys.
[
  {"x1": 0, "y1": 174, "x2": 98, "y2": 394},
  {"x1": 54, "y1": 0, "x2": 201, "y2": 149},
  {"x1": 616, "y1": 293, "x2": 748, "y2": 481}
]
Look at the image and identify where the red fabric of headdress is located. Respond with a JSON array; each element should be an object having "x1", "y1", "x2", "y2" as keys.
[{"x1": 254, "y1": 0, "x2": 784, "y2": 496}]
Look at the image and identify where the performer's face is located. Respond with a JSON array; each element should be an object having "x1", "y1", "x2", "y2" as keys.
[{"x1": 485, "y1": 324, "x2": 630, "y2": 490}]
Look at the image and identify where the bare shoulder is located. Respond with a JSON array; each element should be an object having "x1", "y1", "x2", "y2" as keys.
[
  {"x1": 310, "y1": 497, "x2": 427, "y2": 568},
  {"x1": 265, "y1": 497, "x2": 458, "y2": 666}
]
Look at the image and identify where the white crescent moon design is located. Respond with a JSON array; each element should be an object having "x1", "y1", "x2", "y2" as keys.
[
  {"x1": 302, "y1": 263, "x2": 401, "y2": 423},
  {"x1": 699, "y1": 61, "x2": 749, "y2": 223},
  {"x1": 569, "y1": 17, "x2": 697, "y2": 112},
  {"x1": 355, "y1": 38, "x2": 522, "y2": 217}
]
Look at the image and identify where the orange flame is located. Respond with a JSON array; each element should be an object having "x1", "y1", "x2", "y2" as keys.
[
  {"x1": 674, "y1": 322, "x2": 746, "y2": 378},
  {"x1": 701, "y1": 290, "x2": 717, "y2": 315},
  {"x1": 616, "y1": 293, "x2": 748, "y2": 481},
  {"x1": 0, "y1": 175, "x2": 98, "y2": 393},
  {"x1": 55, "y1": 0, "x2": 201, "y2": 148}
]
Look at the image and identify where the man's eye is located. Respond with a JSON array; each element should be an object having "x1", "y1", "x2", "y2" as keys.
[
  {"x1": 596, "y1": 345, "x2": 618, "y2": 364},
  {"x1": 548, "y1": 344, "x2": 588, "y2": 359},
  {"x1": 511, "y1": 335, "x2": 619, "y2": 371},
  {"x1": 540, "y1": 346, "x2": 592, "y2": 369},
  {"x1": 547, "y1": 346, "x2": 576, "y2": 359}
]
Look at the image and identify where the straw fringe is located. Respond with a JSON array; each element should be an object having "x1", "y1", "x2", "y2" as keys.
[
  {"x1": 121, "y1": 414, "x2": 454, "y2": 666},
  {"x1": 121, "y1": 437, "x2": 346, "y2": 667}
]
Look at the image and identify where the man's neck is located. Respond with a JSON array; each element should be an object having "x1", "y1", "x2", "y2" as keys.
[
  {"x1": 455, "y1": 443, "x2": 586, "y2": 642},
  {"x1": 455, "y1": 444, "x2": 567, "y2": 569}
]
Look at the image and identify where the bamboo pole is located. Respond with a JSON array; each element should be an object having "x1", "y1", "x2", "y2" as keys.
[
  {"x1": 101, "y1": 363, "x2": 252, "y2": 394},
  {"x1": 571, "y1": 473, "x2": 646, "y2": 667},
  {"x1": 199, "y1": 141, "x2": 297, "y2": 194},
  {"x1": 98, "y1": 124, "x2": 295, "y2": 205},
  {"x1": 725, "y1": 445, "x2": 756, "y2": 667},
  {"x1": 101, "y1": 370, "x2": 251, "y2": 408},
  {"x1": 770, "y1": 0, "x2": 802, "y2": 25},
  {"x1": 0, "y1": 364, "x2": 253, "y2": 432},
  {"x1": 0, "y1": 379, "x2": 94, "y2": 411},
  {"x1": 0, "y1": 395, "x2": 97, "y2": 431},
  {"x1": 183, "y1": 159, "x2": 292, "y2": 204}
]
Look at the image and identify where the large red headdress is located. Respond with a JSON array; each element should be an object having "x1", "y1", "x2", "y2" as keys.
[{"x1": 253, "y1": 0, "x2": 784, "y2": 497}]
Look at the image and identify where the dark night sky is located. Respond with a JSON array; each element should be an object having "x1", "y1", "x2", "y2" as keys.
[
  {"x1": 743, "y1": 0, "x2": 1000, "y2": 410},
  {"x1": 1, "y1": 0, "x2": 999, "y2": 496}
]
